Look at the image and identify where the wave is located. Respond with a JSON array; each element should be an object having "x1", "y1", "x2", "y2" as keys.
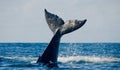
[
  {"x1": 1, "y1": 56, "x2": 120, "y2": 64},
  {"x1": 0, "y1": 56, "x2": 37, "y2": 63},
  {"x1": 58, "y1": 56, "x2": 120, "y2": 63}
]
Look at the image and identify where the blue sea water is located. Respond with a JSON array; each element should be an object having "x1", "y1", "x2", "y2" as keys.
[{"x1": 0, "y1": 43, "x2": 120, "y2": 70}]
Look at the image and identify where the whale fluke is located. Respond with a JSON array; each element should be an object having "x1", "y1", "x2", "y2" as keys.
[
  {"x1": 45, "y1": 9, "x2": 64, "y2": 34},
  {"x1": 45, "y1": 9, "x2": 87, "y2": 35},
  {"x1": 37, "y1": 9, "x2": 87, "y2": 68}
]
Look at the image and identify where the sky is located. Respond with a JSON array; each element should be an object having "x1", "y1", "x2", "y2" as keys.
[{"x1": 0, "y1": 0, "x2": 120, "y2": 43}]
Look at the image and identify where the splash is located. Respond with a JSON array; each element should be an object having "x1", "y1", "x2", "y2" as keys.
[
  {"x1": 1, "y1": 56, "x2": 120, "y2": 64},
  {"x1": 0, "y1": 56, "x2": 37, "y2": 63},
  {"x1": 58, "y1": 56, "x2": 120, "y2": 63}
]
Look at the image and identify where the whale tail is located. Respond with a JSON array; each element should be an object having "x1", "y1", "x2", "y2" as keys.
[
  {"x1": 44, "y1": 9, "x2": 87, "y2": 35},
  {"x1": 37, "y1": 29, "x2": 61, "y2": 67},
  {"x1": 37, "y1": 9, "x2": 87, "y2": 68}
]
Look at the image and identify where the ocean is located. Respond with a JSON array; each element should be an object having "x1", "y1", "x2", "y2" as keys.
[{"x1": 0, "y1": 43, "x2": 120, "y2": 70}]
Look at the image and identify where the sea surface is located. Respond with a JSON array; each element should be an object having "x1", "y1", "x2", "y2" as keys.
[{"x1": 0, "y1": 43, "x2": 120, "y2": 70}]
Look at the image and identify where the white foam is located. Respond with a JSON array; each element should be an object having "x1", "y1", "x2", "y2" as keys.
[
  {"x1": 58, "y1": 56, "x2": 120, "y2": 63},
  {"x1": 0, "y1": 56, "x2": 37, "y2": 63},
  {"x1": 1, "y1": 56, "x2": 120, "y2": 63}
]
